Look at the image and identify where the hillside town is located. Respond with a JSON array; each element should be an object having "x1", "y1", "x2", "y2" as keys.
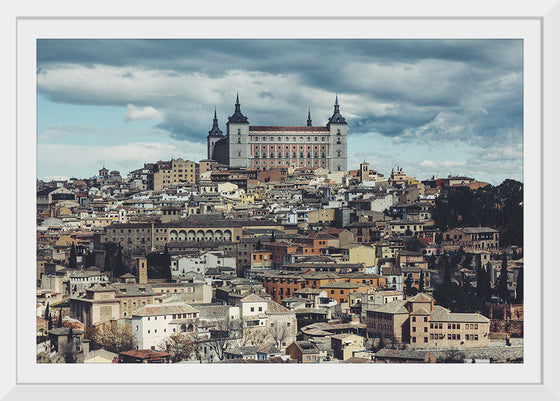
[
  {"x1": 36, "y1": 160, "x2": 524, "y2": 364},
  {"x1": 36, "y1": 99, "x2": 523, "y2": 364}
]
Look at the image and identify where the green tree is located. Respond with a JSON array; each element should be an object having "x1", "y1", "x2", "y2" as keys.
[
  {"x1": 497, "y1": 253, "x2": 510, "y2": 303},
  {"x1": 443, "y1": 257, "x2": 451, "y2": 284},
  {"x1": 69, "y1": 243, "x2": 77, "y2": 269},
  {"x1": 516, "y1": 268, "x2": 523, "y2": 303},
  {"x1": 57, "y1": 308, "x2": 63, "y2": 328},
  {"x1": 163, "y1": 244, "x2": 172, "y2": 281},
  {"x1": 405, "y1": 275, "x2": 413, "y2": 295},
  {"x1": 418, "y1": 271, "x2": 425, "y2": 293},
  {"x1": 476, "y1": 263, "x2": 492, "y2": 302},
  {"x1": 104, "y1": 250, "x2": 111, "y2": 273},
  {"x1": 114, "y1": 243, "x2": 124, "y2": 279}
]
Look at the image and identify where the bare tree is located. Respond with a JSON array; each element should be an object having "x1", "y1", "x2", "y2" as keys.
[
  {"x1": 86, "y1": 320, "x2": 137, "y2": 353},
  {"x1": 158, "y1": 333, "x2": 199, "y2": 363},
  {"x1": 267, "y1": 321, "x2": 292, "y2": 348},
  {"x1": 202, "y1": 319, "x2": 242, "y2": 362},
  {"x1": 243, "y1": 327, "x2": 268, "y2": 346}
]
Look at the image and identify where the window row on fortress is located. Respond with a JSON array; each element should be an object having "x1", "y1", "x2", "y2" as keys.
[{"x1": 250, "y1": 136, "x2": 335, "y2": 142}]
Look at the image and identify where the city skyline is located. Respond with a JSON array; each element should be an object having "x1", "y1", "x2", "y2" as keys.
[{"x1": 37, "y1": 39, "x2": 523, "y2": 185}]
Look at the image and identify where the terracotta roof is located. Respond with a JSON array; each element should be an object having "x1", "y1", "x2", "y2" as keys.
[{"x1": 119, "y1": 349, "x2": 170, "y2": 359}]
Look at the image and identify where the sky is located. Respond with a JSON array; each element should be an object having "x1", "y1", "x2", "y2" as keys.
[{"x1": 36, "y1": 39, "x2": 523, "y2": 185}]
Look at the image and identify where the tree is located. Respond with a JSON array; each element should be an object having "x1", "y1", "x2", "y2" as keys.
[
  {"x1": 404, "y1": 275, "x2": 413, "y2": 296},
  {"x1": 69, "y1": 243, "x2": 77, "y2": 269},
  {"x1": 114, "y1": 243, "x2": 124, "y2": 279},
  {"x1": 104, "y1": 249, "x2": 112, "y2": 272},
  {"x1": 85, "y1": 251, "x2": 96, "y2": 268},
  {"x1": 476, "y1": 263, "x2": 491, "y2": 302},
  {"x1": 437, "y1": 349, "x2": 466, "y2": 363},
  {"x1": 158, "y1": 333, "x2": 199, "y2": 363},
  {"x1": 86, "y1": 321, "x2": 138, "y2": 353},
  {"x1": 267, "y1": 321, "x2": 293, "y2": 348},
  {"x1": 63, "y1": 327, "x2": 77, "y2": 363},
  {"x1": 463, "y1": 252, "x2": 473, "y2": 269},
  {"x1": 418, "y1": 271, "x2": 425, "y2": 293},
  {"x1": 516, "y1": 268, "x2": 523, "y2": 303},
  {"x1": 255, "y1": 238, "x2": 263, "y2": 250},
  {"x1": 243, "y1": 328, "x2": 268, "y2": 346},
  {"x1": 443, "y1": 257, "x2": 451, "y2": 284},
  {"x1": 270, "y1": 231, "x2": 276, "y2": 243},
  {"x1": 202, "y1": 319, "x2": 242, "y2": 362},
  {"x1": 163, "y1": 244, "x2": 172, "y2": 281},
  {"x1": 497, "y1": 253, "x2": 510, "y2": 303},
  {"x1": 57, "y1": 308, "x2": 63, "y2": 328},
  {"x1": 45, "y1": 303, "x2": 53, "y2": 331}
]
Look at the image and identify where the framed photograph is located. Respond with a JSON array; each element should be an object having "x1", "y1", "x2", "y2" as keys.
[{"x1": 7, "y1": 0, "x2": 559, "y2": 399}]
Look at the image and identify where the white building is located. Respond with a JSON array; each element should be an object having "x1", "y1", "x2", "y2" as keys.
[
  {"x1": 132, "y1": 302, "x2": 200, "y2": 350},
  {"x1": 171, "y1": 251, "x2": 236, "y2": 278}
]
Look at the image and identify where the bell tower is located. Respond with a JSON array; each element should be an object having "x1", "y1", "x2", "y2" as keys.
[
  {"x1": 327, "y1": 95, "x2": 348, "y2": 172},
  {"x1": 207, "y1": 107, "x2": 224, "y2": 160},
  {"x1": 226, "y1": 93, "x2": 250, "y2": 167}
]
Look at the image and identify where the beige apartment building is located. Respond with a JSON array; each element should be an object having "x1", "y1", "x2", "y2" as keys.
[
  {"x1": 366, "y1": 293, "x2": 490, "y2": 348},
  {"x1": 153, "y1": 158, "x2": 198, "y2": 190}
]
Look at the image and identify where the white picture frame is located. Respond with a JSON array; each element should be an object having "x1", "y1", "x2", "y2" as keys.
[{"x1": 5, "y1": 0, "x2": 559, "y2": 399}]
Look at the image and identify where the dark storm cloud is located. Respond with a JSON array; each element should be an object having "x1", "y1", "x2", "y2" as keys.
[{"x1": 37, "y1": 39, "x2": 523, "y2": 148}]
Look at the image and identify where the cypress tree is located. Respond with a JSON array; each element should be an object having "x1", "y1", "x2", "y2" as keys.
[
  {"x1": 497, "y1": 253, "x2": 510, "y2": 303},
  {"x1": 69, "y1": 243, "x2": 77, "y2": 269},
  {"x1": 115, "y1": 243, "x2": 124, "y2": 279},
  {"x1": 405, "y1": 275, "x2": 413, "y2": 295},
  {"x1": 163, "y1": 244, "x2": 172, "y2": 281},
  {"x1": 57, "y1": 308, "x2": 63, "y2": 328},
  {"x1": 443, "y1": 258, "x2": 451, "y2": 284},
  {"x1": 418, "y1": 271, "x2": 425, "y2": 293},
  {"x1": 104, "y1": 249, "x2": 111, "y2": 273},
  {"x1": 44, "y1": 302, "x2": 50, "y2": 321},
  {"x1": 516, "y1": 268, "x2": 523, "y2": 303}
]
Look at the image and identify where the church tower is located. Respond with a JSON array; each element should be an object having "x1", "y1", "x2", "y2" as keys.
[
  {"x1": 207, "y1": 107, "x2": 224, "y2": 159},
  {"x1": 327, "y1": 95, "x2": 348, "y2": 172},
  {"x1": 226, "y1": 94, "x2": 250, "y2": 167}
]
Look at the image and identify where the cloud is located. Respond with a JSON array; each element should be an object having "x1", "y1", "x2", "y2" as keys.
[
  {"x1": 38, "y1": 125, "x2": 96, "y2": 142},
  {"x1": 36, "y1": 39, "x2": 523, "y2": 182},
  {"x1": 37, "y1": 141, "x2": 206, "y2": 180},
  {"x1": 123, "y1": 104, "x2": 164, "y2": 122}
]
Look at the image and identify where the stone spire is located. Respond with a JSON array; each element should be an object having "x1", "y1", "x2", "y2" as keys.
[
  {"x1": 307, "y1": 108, "x2": 312, "y2": 126},
  {"x1": 228, "y1": 93, "x2": 249, "y2": 124},
  {"x1": 208, "y1": 106, "x2": 223, "y2": 137},
  {"x1": 327, "y1": 94, "x2": 347, "y2": 125}
]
